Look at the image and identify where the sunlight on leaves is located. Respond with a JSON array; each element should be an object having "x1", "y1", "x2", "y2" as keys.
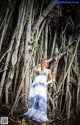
[
  {"x1": 21, "y1": 118, "x2": 26, "y2": 125},
  {"x1": 41, "y1": 123, "x2": 46, "y2": 125},
  {"x1": 52, "y1": 123, "x2": 57, "y2": 125}
]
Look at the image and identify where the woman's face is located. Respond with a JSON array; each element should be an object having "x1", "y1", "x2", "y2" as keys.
[{"x1": 43, "y1": 60, "x2": 48, "y2": 68}]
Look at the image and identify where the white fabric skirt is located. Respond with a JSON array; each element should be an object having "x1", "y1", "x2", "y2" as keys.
[{"x1": 24, "y1": 74, "x2": 50, "y2": 122}]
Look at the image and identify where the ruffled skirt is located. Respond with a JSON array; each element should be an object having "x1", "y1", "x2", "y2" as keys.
[{"x1": 23, "y1": 75, "x2": 51, "y2": 122}]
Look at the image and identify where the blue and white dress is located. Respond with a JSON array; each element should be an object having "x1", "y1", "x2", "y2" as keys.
[{"x1": 24, "y1": 69, "x2": 50, "y2": 122}]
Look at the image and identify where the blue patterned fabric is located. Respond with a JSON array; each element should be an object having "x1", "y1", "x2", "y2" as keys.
[
  {"x1": 23, "y1": 69, "x2": 51, "y2": 122},
  {"x1": 32, "y1": 82, "x2": 46, "y2": 88},
  {"x1": 28, "y1": 95, "x2": 47, "y2": 112}
]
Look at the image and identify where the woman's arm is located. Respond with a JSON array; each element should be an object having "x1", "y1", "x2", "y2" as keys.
[
  {"x1": 33, "y1": 64, "x2": 41, "y2": 73},
  {"x1": 47, "y1": 69, "x2": 52, "y2": 84}
]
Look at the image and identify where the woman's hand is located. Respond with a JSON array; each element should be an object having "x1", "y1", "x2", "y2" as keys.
[
  {"x1": 47, "y1": 80, "x2": 52, "y2": 84},
  {"x1": 33, "y1": 64, "x2": 41, "y2": 73}
]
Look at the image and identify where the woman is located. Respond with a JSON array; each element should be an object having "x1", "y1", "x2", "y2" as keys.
[{"x1": 23, "y1": 57, "x2": 53, "y2": 122}]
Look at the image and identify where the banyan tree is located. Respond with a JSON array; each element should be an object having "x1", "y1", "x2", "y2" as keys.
[{"x1": 0, "y1": 0, "x2": 80, "y2": 123}]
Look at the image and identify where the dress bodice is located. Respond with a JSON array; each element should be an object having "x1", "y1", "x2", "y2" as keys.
[{"x1": 35, "y1": 69, "x2": 48, "y2": 78}]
